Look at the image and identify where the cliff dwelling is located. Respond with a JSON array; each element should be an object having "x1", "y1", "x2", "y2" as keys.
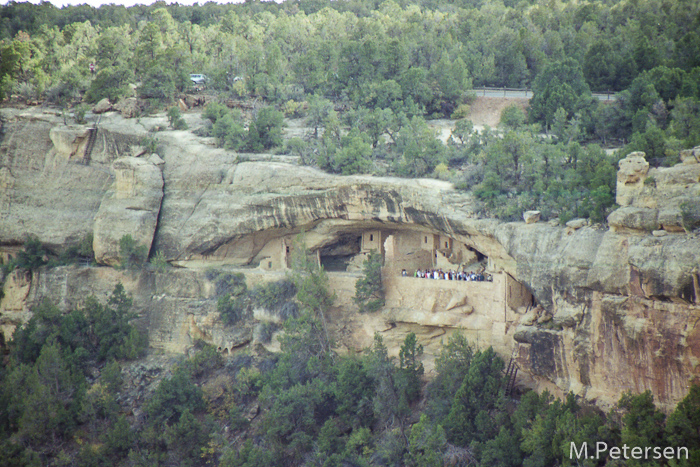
[
  {"x1": 190, "y1": 226, "x2": 535, "y2": 333},
  {"x1": 216, "y1": 227, "x2": 500, "y2": 275}
]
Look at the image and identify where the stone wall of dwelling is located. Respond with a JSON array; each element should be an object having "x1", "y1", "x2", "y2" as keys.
[
  {"x1": 379, "y1": 232, "x2": 423, "y2": 270},
  {"x1": 254, "y1": 237, "x2": 288, "y2": 271},
  {"x1": 385, "y1": 231, "x2": 422, "y2": 257},
  {"x1": 361, "y1": 230, "x2": 385, "y2": 255},
  {"x1": 177, "y1": 268, "x2": 529, "y2": 322},
  {"x1": 384, "y1": 249, "x2": 435, "y2": 275},
  {"x1": 384, "y1": 232, "x2": 428, "y2": 272},
  {"x1": 417, "y1": 233, "x2": 438, "y2": 251},
  {"x1": 452, "y1": 243, "x2": 481, "y2": 267},
  {"x1": 386, "y1": 231, "x2": 483, "y2": 271},
  {"x1": 252, "y1": 235, "x2": 321, "y2": 272},
  {"x1": 382, "y1": 273, "x2": 517, "y2": 355},
  {"x1": 438, "y1": 235, "x2": 453, "y2": 251}
]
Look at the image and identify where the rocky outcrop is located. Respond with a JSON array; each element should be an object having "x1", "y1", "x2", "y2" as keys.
[
  {"x1": 49, "y1": 125, "x2": 92, "y2": 162},
  {"x1": 616, "y1": 152, "x2": 650, "y2": 207},
  {"x1": 93, "y1": 156, "x2": 164, "y2": 266},
  {"x1": 0, "y1": 108, "x2": 148, "y2": 252},
  {"x1": 608, "y1": 206, "x2": 659, "y2": 232},
  {"x1": 680, "y1": 147, "x2": 700, "y2": 165},
  {"x1": 0, "y1": 269, "x2": 32, "y2": 339},
  {"x1": 498, "y1": 222, "x2": 700, "y2": 306},
  {"x1": 0, "y1": 110, "x2": 105, "y2": 250},
  {"x1": 614, "y1": 150, "x2": 700, "y2": 233},
  {"x1": 156, "y1": 159, "x2": 470, "y2": 265},
  {"x1": 2, "y1": 108, "x2": 699, "y2": 411},
  {"x1": 565, "y1": 218, "x2": 587, "y2": 229}
]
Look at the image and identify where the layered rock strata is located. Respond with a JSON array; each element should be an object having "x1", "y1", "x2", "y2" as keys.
[{"x1": 1, "y1": 108, "x2": 699, "y2": 411}]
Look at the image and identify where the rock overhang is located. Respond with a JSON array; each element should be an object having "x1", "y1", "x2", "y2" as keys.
[{"x1": 3, "y1": 109, "x2": 700, "y2": 410}]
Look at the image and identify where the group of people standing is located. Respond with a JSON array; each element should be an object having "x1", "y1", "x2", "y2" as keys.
[{"x1": 401, "y1": 268, "x2": 493, "y2": 282}]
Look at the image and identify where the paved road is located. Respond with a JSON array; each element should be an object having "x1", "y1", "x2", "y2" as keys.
[
  {"x1": 592, "y1": 93, "x2": 617, "y2": 101},
  {"x1": 471, "y1": 89, "x2": 616, "y2": 101},
  {"x1": 473, "y1": 89, "x2": 533, "y2": 98}
]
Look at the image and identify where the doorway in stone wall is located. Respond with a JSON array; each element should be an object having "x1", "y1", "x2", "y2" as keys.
[{"x1": 319, "y1": 233, "x2": 362, "y2": 271}]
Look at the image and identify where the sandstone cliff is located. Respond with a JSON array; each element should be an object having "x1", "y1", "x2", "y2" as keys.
[
  {"x1": 1, "y1": 107, "x2": 699, "y2": 411},
  {"x1": 93, "y1": 156, "x2": 164, "y2": 266},
  {"x1": 0, "y1": 108, "x2": 148, "y2": 251}
]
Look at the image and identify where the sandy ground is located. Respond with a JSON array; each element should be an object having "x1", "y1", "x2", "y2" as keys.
[{"x1": 467, "y1": 96, "x2": 529, "y2": 128}]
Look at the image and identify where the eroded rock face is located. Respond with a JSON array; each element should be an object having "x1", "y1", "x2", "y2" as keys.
[
  {"x1": 93, "y1": 156, "x2": 164, "y2": 266},
  {"x1": 0, "y1": 109, "x2": 147, "y2": 252},
  {"x1": 153, "y1": 147, "x2": 471, "y2": 265},
  {"x1": 0, "y1": 269, "x2": 32, "y2": 338},
  {"x1": 515, "y1": 292, "x2": 700, "y2": 411},
  {"x1": 2, "y1": 108, "x2": 700, "y2": 411},
  {"x1": 613, "y1": 150, "x2": 700, "y2": 233},
  {"x1": 617, "y1": 152, "x2": 650, "y2": 207},
  {"x1": 49, "y1": 125, "x2": 92, "y2": 162}
]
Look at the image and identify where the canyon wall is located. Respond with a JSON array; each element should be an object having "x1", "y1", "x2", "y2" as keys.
[{"x1": 1, "y1": 108, "x2": 699, "y2": 411}]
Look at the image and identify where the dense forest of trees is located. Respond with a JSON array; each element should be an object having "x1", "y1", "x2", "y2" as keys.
[
  {"x1": 2, "y1": 255, "x2": 700, "y2": 466},
  {"x1": 1, "y1": 0, "x2": 699, "y2": 221},
  {"x1": 2, "y1": 0, "x2": 699, "y2": 96}
]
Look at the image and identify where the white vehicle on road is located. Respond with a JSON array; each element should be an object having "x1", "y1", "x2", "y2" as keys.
[{"x1": 190, "y1": 74, "x2": 207, "y2": 85}]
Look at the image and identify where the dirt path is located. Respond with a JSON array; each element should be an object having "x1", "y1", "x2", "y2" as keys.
[
  {"x1": 467, "y1": 96, "x2": 529, "y2": 128},
  {"x1": 420, "y1": 97, "x2": 530, "y2": 142}
]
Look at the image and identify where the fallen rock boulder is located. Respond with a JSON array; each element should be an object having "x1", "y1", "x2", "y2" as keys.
[
  {"x1": 523, "y1": 210, "x2": 541, "y2": 224},
  {"x1": 114, "y1": 98, "x2": 142, "y2": 119},
  {"x1": 607, "y1": 206, "x2": 659, "y2": 232},
  {"x1": 566, "y1": 218, "x2": 587, "y2": 230},
  {"x1": 93, "y1": 98, "x2": 112, "y2": 114}
]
